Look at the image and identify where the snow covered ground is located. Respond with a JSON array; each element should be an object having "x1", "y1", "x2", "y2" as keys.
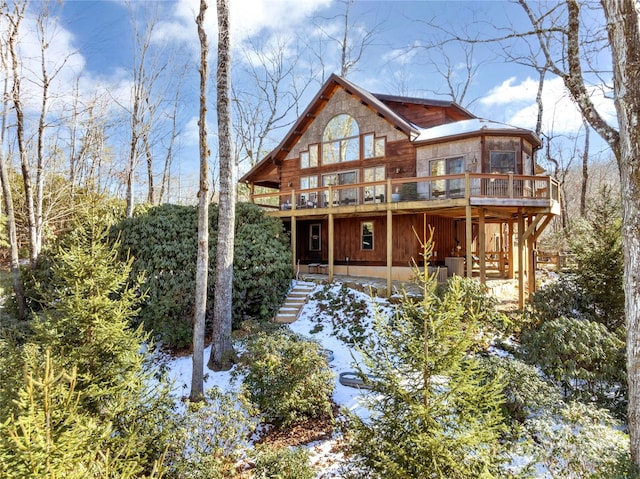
[
  {"x1": 161, "y1": 279, "x2": 628, "y2": 478},
  {"x1": 163, "y1": 281, "x2": 376, "y2": 477}
]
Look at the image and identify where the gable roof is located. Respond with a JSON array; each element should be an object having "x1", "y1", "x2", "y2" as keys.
[
  {"x1": 240, "y1": 74, "x2": 538, "y2": 186},
  {"x1": 241, "y1": 74, "x2": 473, "y2": 185}
]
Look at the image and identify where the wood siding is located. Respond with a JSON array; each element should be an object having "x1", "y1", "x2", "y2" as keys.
[
  {"x1": 293, "y1": 213, "x2": 459, "y2": 267},
  {"x1": 377, "y1": 102, "x2": 472, "y2": 128}
]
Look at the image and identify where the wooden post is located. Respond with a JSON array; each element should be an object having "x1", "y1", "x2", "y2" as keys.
[
  {"x1": 465, "y1": 203, "x2": 473, "y2": 277},
  {"x1": 291, "y1": 216, "x2": 297, "y2": 273},
  {"x1": 508, "y1": 219, "x2": 514, "y2": 279},
  {"x1": 518, "y1": 212, "x2": 525, "y2": 309},
  {"x1": 328, "y1": 212, "x2": 334, "y2": 283},
  {"x1": 479, "y1": 208, "x2": 486, "y2": 284},
  {"x1": 527, "y1": 216, "x2": 536, "y2": 297},
  {"x1": 387, "y1": 209, "x2": 393, "y2": 296}
]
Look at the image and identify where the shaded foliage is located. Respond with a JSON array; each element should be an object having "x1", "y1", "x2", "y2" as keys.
[
  {"x1": 237, "y1": 329, "x2": 334, "y2": 428},
  {"x1": 108, "y1": 202, "x2": 291, "y2": 348}
]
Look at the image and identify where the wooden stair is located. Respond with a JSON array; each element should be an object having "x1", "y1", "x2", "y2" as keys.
[{"x1": 273, "y1": 281, "x2": 316, "y2": 324}]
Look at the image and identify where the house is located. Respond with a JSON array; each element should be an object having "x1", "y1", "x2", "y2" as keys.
[{"x1": 241, "y1": 74, "x2": 560, "y2": 307}]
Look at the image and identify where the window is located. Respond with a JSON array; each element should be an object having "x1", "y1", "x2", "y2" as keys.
[
  {"x1": 300, "y1": 144, "x2": 319, "y2": 169},
  {"x1": 363, "y1": 134, "x2": 385, "y2": 159},
  {"x1": 300, "y1": 176, "x2": 318, "y2": 190},
  {"x1": 322, "y1": 114, "x2": 360, "y2": 164},
  {"x1": 310, "y1": 224, "x2": 321, "y2": 251},
  {"x1": 490, "y1": 151, "x2": 516, "y2": 174},
  {"x1": 430, "y1": 156, "x2": 464, "y2": 197},
  {"x1": 361, "y1": 222, "x2": 374, "y2": 250},
  {"x1": 363, "y1": 166, "x2": 385, "y2": 202},
  {"x1": 322, "y1": 171, "x2": 358, "y2": 206}
]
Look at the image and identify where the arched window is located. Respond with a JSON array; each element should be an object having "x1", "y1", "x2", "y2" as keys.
[{"x1": 322, "y1": 114, "x2": 360, "y2": 164}]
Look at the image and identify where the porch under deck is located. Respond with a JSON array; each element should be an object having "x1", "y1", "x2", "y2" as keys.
[{"x1": 251, "y1": 173, "x2": 560, "y2": 308}]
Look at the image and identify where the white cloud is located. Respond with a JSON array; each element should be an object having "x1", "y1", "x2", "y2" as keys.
[
  {"x1": 152, "y1": 0, "x2": 332, "y2": 51},
  {"x1": 480, "y1": 76, "x2": 616, "y2": 136}
]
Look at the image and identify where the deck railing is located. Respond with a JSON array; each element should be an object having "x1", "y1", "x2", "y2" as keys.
[{"x1": 251, "y1": 173, "x2": 559, "y2": 211}]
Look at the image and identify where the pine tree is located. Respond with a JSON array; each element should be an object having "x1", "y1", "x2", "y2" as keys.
[
  {"x1": 0, "y1": 351, "x2": 147, "y2": 478},
  {"x1": 347, "y1": 227, "x2": 507, "y2": 478},
  {"x1": 22, "y1": 221, "x2": 173, "y2": 473}
]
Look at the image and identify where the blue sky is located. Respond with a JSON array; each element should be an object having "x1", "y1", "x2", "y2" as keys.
[{"x1": 10, "y1": 0, "x2": 615, "y2": 200}]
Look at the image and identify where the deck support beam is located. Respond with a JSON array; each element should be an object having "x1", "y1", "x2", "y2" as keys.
[
  {"x1": 518, "y1": 211, "x2": 525, "y2": 309},
  {"x1": 508, "y1": 219, "x2": 514, "y2": 279},
  {"x1": 387, "y1": 209, "x2": 393, "y2": 296},
  {"x1": 479, "y1": 207, "x2": 486, "y2": 284},
  {"x1": 465, "y1": 202, "x2": 473, "y2": 277},
  {"x1": 328, "y1": 212, "x2": 334, "y2": 282}
]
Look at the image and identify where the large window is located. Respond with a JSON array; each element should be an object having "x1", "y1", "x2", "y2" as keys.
[
  {"x1": 490, "y1": 151, "x2": 516, "y2": 174},
  {"x1": 361, "y1": 222, "x2": 374, "y2": 250},
  {"x1": 300, "y1": 176, "x2": 318, "y2": 190},
  {"x1": 322, "y1": 170, "x2": 358, "y2": 206},
  {"x1": 322, "y1": 114, "x2": 360, "y2": 164},
  {"x1": 363, "y1": 133, "x2": 385, "y2": 159}
]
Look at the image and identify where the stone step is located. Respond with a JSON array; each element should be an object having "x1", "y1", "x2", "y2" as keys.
[{"x1": 273, "y1": 282, "x2": 316, "y2": 324}]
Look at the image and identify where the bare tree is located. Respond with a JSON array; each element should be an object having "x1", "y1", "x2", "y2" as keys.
[
  {"x1": 190, "y1": 0, "x2": 209, "y2": 402},
  {"x1": 311, "y1": 0, "x2": 383, "y2": 80},
  {"x1": 596, "y1": 0, "x2": 640, "y2": 464},
  {"x1": 121, "y1": 1, "x2": 168, "y2": 216},
  {"x1": 0, "y1": 2, "x2": 26, "y2": 318},
  {"x1": 6, "y1": 0, "x2": 38, "y2": 266},
  {"x1": 232, "y1": 35, "x2": 313, "y2": 170},
  {"x1": 518, "y1": 0, "x2": 640, "y2": 465},
  {"x1": 208, "y1": 0, "x2": 235, "y2": 372}
]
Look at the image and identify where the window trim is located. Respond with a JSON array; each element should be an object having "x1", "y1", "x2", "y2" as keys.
[{"x1": 361, "y1": 221, "x2": 374, "y2": 251}]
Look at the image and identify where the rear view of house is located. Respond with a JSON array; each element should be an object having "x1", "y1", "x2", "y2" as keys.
[{"x1": 241, "y1": 74, "x2": 560, "y2": 306}]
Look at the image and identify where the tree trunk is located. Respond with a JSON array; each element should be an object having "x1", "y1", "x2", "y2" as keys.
[
  {"x1": 0, "y1": 43, "x2": 26, "y2": 320},
  {"x1": 7, "y1": 1, "x2": 38, "y2": 267},
  {"x1": 580, "y1": 117, "x2": 589, "y2": 217},
  {"x1": 599, "y1": 0, "x2": 640, "y2": 466},
  {"x1": 190, "y1": 0, "x2": 210, "y2": 402},
  {"x1": 208, "y1": 0, "x2": 235, "y2": 372}
]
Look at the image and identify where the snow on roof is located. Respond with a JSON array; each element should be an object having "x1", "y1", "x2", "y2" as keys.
[{"x1": 414, "y1": 118, "x2": 528, "y2": 142}]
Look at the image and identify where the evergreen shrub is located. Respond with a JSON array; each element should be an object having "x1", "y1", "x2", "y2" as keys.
[
  {"x1": 238, "y1": 329, "x2": 334, "y2": 427},
  {"x1": 346, "y1": 228, "x2": 507, "y2": 478},
  {"x1": 0, "y1": 223, "x2": 172, "y2": 476},
  {"x1": 166, "y1": 387, "x2": 257, "y2": 479},
  {"x1": 520, "y1": 316, "x2": 626, "y2": 416},
  {"x1": 253, "y1": 446, "x2": 315, "y2": 479},
  {"x1": 111, "y1": 202, "x2": 292, "y2": 348}
]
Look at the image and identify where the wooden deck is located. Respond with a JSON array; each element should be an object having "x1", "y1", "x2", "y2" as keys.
[{"x1": 252, "y1": 173, "x2": 560, "y2": 221}]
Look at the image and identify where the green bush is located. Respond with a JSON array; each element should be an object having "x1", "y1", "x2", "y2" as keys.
[
  {"x1": 253, "y1": 446, "x2": 315, "y2": 479},
  {"x1": 165, "y1": 387, "x2": 257, "y2": 479},
  {"x1": 481, "y1": 355, "x2": 561, "y2": 424},
  {"x1": 520, "y1": 316, "x2": 626, "y2": 416},
  {"x1": 0, "y1": 223, "x2": 172, "y2": 476},
  {"x1": 238, "y1": 330, "x2": 334, "y2": 427},
  {"x1": 567, "y1": 185, "x2": 623, "y2": 331},
  {"x1": 110, "y1": 202, "x2": 292, "y2": 348},
  {"x1": 524, "y1": 402, "x2": 632, "y2": 479}
]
